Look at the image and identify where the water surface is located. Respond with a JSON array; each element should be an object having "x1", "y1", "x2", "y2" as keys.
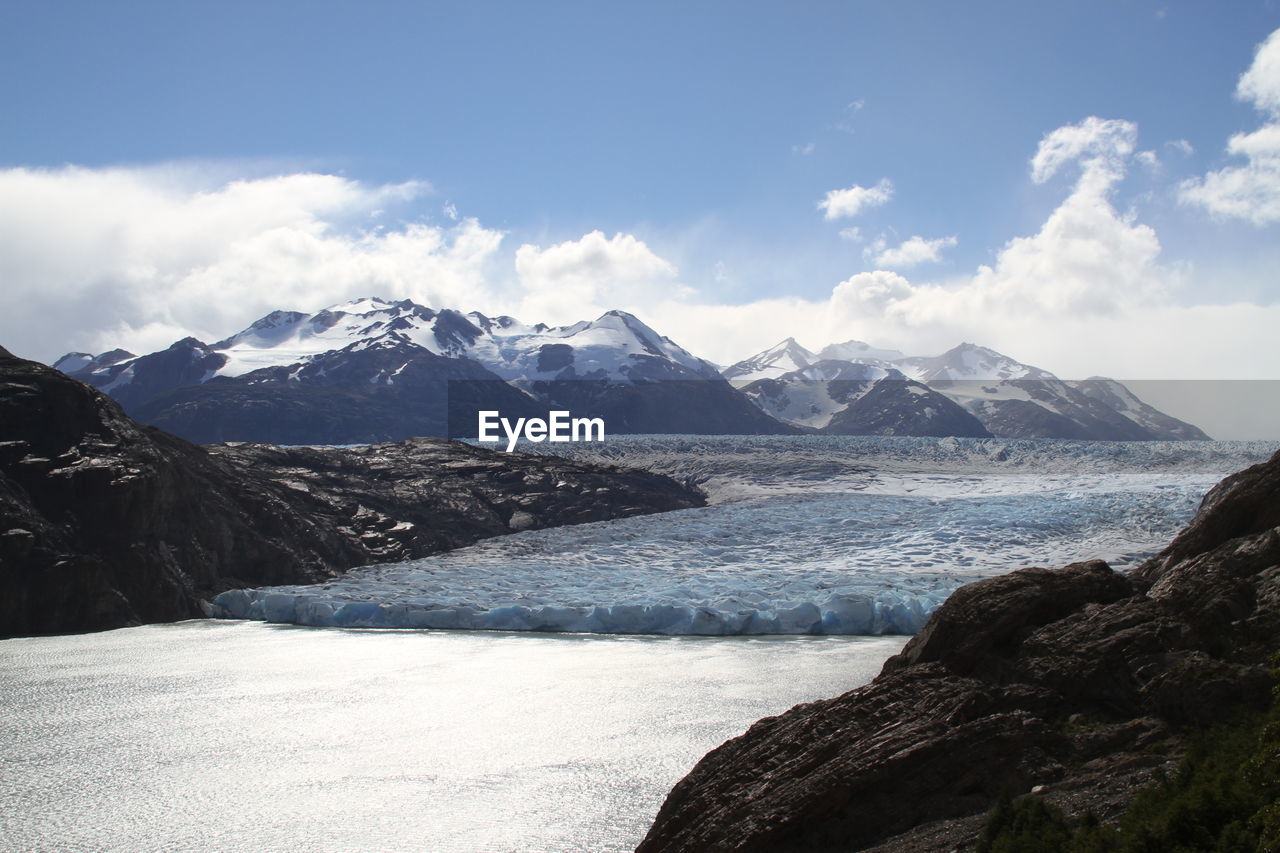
[{"x1": 1, "y1": 621, "x2": 904, "y2": 852}]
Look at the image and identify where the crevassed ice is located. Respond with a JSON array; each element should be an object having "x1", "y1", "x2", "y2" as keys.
[{"x1": 209, "y1": 436, "x2": 1279, "y2": 636}]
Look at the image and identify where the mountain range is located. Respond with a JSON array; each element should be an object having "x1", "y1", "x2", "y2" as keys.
[
  {"x1": 53, "y1": 297, "x2": 1208, "y2": 444},
  {"x1": 723, "y1": 337, "x2": 1209, "y2": 441}
]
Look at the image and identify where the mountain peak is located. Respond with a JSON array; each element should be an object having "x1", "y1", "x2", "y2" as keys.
[
  {"x1": 326, "y1": 296, "x2": 397, "y2": 315},
  {"x1": 817, "y1": 340, "x2": 905, "y2": 364},
  {"x1": 892, "y1": 343, "x2": 1052, "y2": 382},
  {"x1": 722, "y1": 338, "x2": 818, "y2": 383},
  {"x1": 52, "y1": 352, "x2": 95, "y2": 372}
]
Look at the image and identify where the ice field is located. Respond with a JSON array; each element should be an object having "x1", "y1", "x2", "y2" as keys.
[{"x1": 211, "y1": 436, "x2": 1279, "y2": 636}]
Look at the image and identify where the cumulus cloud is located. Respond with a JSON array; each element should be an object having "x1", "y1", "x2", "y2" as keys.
[
  {"x1": 1180, "y1": 28, "x2": 1280, "y2": 224},
  {"x1": 513, "y1": 230, "x2": 687, "y2": 324},
  {"x1": 0, "y1": 165, "x2": 504, "y2": 360},
  {"x1": 866, "y1": 234, "x2": 958, "y2": 268},
  {"x1": 813, "y1": 116, "x2": 1176, "y2": 365},
  {"x1": 829, "y1": 270, "x2": 915, "y2": 317},
  {"x1": 818, "y1": 178, "x2": 893, "y2": 220},
  {"x1": 641, "y1": 111, "x2": 1277, "y2": 380},
  {"x1": 1238, "y1": 28, "x2": 1280, "y2": 114}
]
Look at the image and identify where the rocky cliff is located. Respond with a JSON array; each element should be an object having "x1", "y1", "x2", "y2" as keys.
[
  {"x1": 637, "y1": 449, "x2": 1280, "y2": 852},
  {"x1": 0, "y1": 347, "x2": 705, "y2": 638}
]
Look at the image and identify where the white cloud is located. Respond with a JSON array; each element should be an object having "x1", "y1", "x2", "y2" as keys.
[
  {"x1": 1180, "y1": 28, "x2": 1280, "y2": 225},
  {"x1": 867, "y1": 234, "x2": 958, "y2": 268},
  {"x1": 792, "y1": 142, "x2": 816, "y2": 156},
  {"x1": 838, "y1": 226, "x2": 863, "y2": 243},
  {"x1": 1237, "y1": 28, "x2": 1280, "y2": 116},
  {"x1": 530, "y1": 114, "x2": 1274, "y2": 379},
  {"x1": 830, "y1": 270, "x2": 914, "y2": 317},
  {"x1": 0, "y1": 165, "x2": 504, "y2": 361},
  {"x1": 1166, "y1": 139, "x2": 1194, "y2": 156},
  {"x1": 513, "y1": 230, "x2": 686, "y2": 324},
  {"x1": 812, "y1": 116, "x2": 1183, "y2": 367},
  {"x1": 640, "y1": 297, "x2": 833, "y2": 369},
  {"x1": 1030, "y1": 116, "x2": 1137, "y2": 189},
  {"x1": 1136, "y1": 150, "x2": 1160, "y2": 170},
  {"x1": 835, "y1": 99, "x2": 867, "y2": 134},
  {"x1": 817, "y1": 178, "x2": 893, "y2": 220}
]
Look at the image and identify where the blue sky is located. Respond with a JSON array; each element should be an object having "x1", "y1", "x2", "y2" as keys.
[{"x1": 2, "y1": 0, "x2": 1280, "y2": 385}]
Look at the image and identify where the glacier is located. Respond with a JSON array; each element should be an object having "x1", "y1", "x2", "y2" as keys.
[{"x1": 209, "y1": 436, "x2": 1279, "y2": 636}]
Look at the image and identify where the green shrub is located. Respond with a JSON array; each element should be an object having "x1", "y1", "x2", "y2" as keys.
[{"x1": 977, "y1": 679, "x2": 1280, "y2": 853}]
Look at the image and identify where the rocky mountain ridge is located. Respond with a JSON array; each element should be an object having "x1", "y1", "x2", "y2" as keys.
[
  {"x1": 726, "y1": 339, "x2": 1209, "y2": 441},
  {"x1": 637, "y1": 447, "x2": 1280, "y2": 852},
  {"x1": 55, "y1": 300, "x2": 1205, "y2": 444},
  {"x1": 57, "y1": 299, "x2": 788, "y2": 443}
]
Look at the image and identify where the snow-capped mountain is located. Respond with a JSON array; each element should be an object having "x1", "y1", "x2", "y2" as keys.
[
  {"x1": 58, "y1": 298, "x2": 788, "y2": 443},
  {"x1": 720, "y1": 338, "x2": 819, "y2": 383},
  {"x1": 739, "y1": 361, "x2": 990, "y2": 437},
  {"x1": 726, "y1": 340, "x2": 1209, "y2": 441},
  {"x1": 816, "y1": 340, "x2": 905, "y2": 366},
  {"x1": 738, "y1": 361, "x2": 890, "y2": 430},
  {"x1": 894, "y1": 343, "x2": 1055, "y2": 382},
  {"x1": 51, "y1": 348, "x2": 134, "y2": 376},
  {"x1": 721, "y1": 337, "x2": 907, "y2": 383},
  {"x1": 55, "y1": 302, "x2": 1208, "y2": 444},
  {"x1": 205, "y1": 298, "x2": 720, "y2": 383},
  {"x1": 906, "y1": 344, "x2": 1210, "y2": 440},
  {"x1": 1072, "y1": 377, "x2": 1211, "y2": 441}
]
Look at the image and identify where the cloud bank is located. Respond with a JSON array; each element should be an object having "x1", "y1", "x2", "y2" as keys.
[{"x1": 0, "y1": 166, "x2": 504, "y2": 357}]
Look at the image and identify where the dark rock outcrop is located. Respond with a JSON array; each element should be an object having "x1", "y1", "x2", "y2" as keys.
[
  {"x1": 638, "y1": 450, "x2": 1280, "y2": 853},
  {"x1": 0, "y1": 349, "x2": 705, "y2": 638}
]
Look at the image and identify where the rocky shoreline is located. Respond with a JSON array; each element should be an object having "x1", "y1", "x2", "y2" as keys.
[
  {"x1": 0, "y1": 347, "x2": 705, "y2": 638},
  {"x1": 637, "y1": 448, "x2": 1280, "y2": 852}
]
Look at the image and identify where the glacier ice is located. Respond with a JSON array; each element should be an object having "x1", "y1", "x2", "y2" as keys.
[{"x1": 209, "y1": 435, "x2": 1279, "y2": 636}]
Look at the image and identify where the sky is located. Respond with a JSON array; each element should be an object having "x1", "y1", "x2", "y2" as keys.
[{"x1": 3, "y1": 1, "x2": 1280, "y2": 398}]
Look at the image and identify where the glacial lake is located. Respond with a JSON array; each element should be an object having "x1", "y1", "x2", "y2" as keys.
[{"x1": 0, "y1": 622, "x2": 903, "y2": 852}]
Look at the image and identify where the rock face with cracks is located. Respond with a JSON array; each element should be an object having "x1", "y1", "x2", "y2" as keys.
[
  {"x1": 637, "y1": 449, "x2": 1280, "y2": 853},
  {"x1": 0, "y1": 346, "x2": 704, "y2": 638}
]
